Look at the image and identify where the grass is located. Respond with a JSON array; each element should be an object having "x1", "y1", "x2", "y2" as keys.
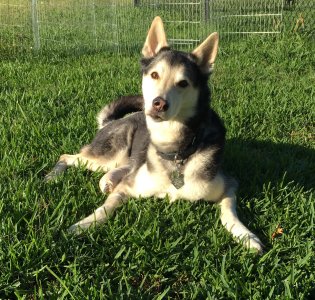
[{"x1": 0, "y1": 33, "x2": 315, "y2": 299}]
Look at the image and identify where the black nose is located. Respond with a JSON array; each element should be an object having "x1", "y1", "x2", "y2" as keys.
[{"x1": 152, "y1": 97, "x2": 169, "y2": 112}]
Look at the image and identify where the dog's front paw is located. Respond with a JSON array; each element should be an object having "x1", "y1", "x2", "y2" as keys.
[
  {"x1": 67, "y1": 222, "x2": 92, "y2": 235},
  {"x1": 99, "y1": 176, "x2": 114, "y2": 194},
  {"x1": 169, "y1": 196, "x2": 178, "y2": 203},
  {"x1": 67, "y1": 223, "x2": 84, "y2": 235},
  {"x1": 246, "y1": 234, "x2": 264, "y2": 253}
]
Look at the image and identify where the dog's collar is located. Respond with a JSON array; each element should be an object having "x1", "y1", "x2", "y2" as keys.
[{"x1": 156, "y1": 135, "x2": 199, "y2": 162}]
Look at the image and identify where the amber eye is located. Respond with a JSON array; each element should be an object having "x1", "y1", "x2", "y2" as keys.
[
  {"x1": 177, "y1": 80, "x2": 189, "y2": 88},
  {"x1": 151, "y1": 72, "x2": 159, "y2": 80}
]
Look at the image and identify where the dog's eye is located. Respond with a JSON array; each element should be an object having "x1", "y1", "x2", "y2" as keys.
[
  {"x1": 177, "y1": 80, "x2": 189, "y2": 88},
  {"x1": 151, "y1": 72, "x2": 159, "y2": 80}
]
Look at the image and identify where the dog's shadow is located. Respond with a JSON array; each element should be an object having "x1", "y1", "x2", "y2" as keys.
[
  {"x1": 224, "y1": 138, "x2": 314, "y2": 196},
  {"x1": 222, "y1": 138, "x2": 314, "y2": 251}
]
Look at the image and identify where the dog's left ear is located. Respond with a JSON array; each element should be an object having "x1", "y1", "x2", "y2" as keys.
[
  {"x1": 192, "y1": 32, "x2": 219, "y2": 74},
  {"x1": 142, "y1": 16, "x2": 168, "y2": 58}
]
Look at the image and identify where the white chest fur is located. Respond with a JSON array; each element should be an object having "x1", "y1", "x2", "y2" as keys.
[{"x1": 146, "y1": 117, "x2": 184, "y2": 152}]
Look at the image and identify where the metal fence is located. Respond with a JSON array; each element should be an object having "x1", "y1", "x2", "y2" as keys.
[{"x1": 0, "y1": 0, "x2": 314, "y2": 54}]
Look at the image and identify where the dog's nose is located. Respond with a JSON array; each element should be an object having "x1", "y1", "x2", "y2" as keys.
[{"x1": 152, "y1": 97, "x2": 169, "y2": 112}]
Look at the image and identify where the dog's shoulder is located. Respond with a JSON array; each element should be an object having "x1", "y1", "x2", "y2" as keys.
[
  {"x1": 199, "y1": 109, "x2": 226, "y2": 148},
  {"x1": 185, "y1": 109, "x2": 226, "y2": 180}
]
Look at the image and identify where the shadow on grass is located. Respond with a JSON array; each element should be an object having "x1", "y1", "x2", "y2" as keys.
[
  {"x1": 224, "y1": 138, "x2": 315, "y2": 197},
  {"x1": 223, "y1": 138, "x2": 314, "y2": 254}
]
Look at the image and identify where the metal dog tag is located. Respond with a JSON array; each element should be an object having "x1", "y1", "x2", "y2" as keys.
[{"x1": 171, "y1": 169, "x2": 185, "y2": 189}]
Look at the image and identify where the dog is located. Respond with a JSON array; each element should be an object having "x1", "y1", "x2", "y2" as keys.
[{"x1": 46, "y1": 17, "x2": 263, "y2": 252}]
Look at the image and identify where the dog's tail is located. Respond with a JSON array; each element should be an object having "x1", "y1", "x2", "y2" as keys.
[{"x1": 97, "y1": 96, "x2": 144, "y2": 129}]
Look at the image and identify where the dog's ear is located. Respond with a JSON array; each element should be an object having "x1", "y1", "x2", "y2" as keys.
[
  {"x1": 142, "y1": 16, "x2": 168, "y2": 58},
  {"x1": 192, "y1": 32, "x2": 219, "y2": 74}
]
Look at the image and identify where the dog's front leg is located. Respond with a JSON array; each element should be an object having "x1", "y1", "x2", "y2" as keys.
[
  {"x1": 99, "y1": 165, "x2": 131, "y2": 193},
  {"x1": 68, "y1": 192, "x2": 126, "y2": 235},
  {"x1": 219, "y1": 189, "x2": 263, "y2": 253}
]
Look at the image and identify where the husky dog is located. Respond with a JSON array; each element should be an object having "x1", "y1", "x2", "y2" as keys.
[{"x1": 46, "y1": 17, "x2": 263, "y2": 252}]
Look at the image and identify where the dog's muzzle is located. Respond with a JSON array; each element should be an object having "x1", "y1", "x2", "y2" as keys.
[{"x1": 152, "y1": 97, "x2": 169, "y2": 112}]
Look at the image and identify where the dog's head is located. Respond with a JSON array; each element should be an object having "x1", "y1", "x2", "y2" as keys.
[{"x1": 141, "y1": 16, "x2": 219, "y2": 123}]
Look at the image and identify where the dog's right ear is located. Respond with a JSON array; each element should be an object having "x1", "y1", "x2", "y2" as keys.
[{"x1": 142, "y1": 16, "x2": 168, "y2": 58}]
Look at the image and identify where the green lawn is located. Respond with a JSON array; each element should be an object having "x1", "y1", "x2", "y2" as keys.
[{"x1": 0, "y1": 34, "x2": 314, "y2": 299}]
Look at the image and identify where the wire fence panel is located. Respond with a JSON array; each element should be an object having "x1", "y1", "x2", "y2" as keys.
[
  {"x1": 208, "y1": 0, "x2": 284, "y2": 36},
  {"x1": 282, "y1": 0, "x2": 314, "y2": 33},
  {"x1": 0, "y1": 0, "x2": 32, "y2": 51},
  {"x1": 118, "y1": 0, "x2": 201, "y2": 48},
  {"x1": 37, "y1": 1, "x2": 117, "y2": 51},
  {"x1": 0, "y1": 0, "x2": 314, "y2": 55},
  {"x1": 32, "y1": 0, "x2": 205, "y2": 53}
]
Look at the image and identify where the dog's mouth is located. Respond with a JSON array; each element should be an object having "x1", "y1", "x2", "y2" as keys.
[{"x1": 147, "y1": 111, "x2": 165, "y2": 122}]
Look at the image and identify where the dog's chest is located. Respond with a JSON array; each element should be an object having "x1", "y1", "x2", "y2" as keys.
[
  {"x1": 151, "y1": 151, "x2": 203, "y2": 190},
  {"x1": 168, "y1": 154, "x2": 205, "y2": 189},
  {"x1": 131, "y1": 147, "x2": 214, "y2": 201}
]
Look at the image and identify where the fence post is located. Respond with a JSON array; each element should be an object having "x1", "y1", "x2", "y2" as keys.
[
  {"x1": 92, "y1": 1, "x2": 97, "y2": 48},
  {"x1": 31, "y1": 0, "x2": 40, "y2": 50},
  {"x1": 204, "y1": 0, "x2": 209, "y2": 21}
]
